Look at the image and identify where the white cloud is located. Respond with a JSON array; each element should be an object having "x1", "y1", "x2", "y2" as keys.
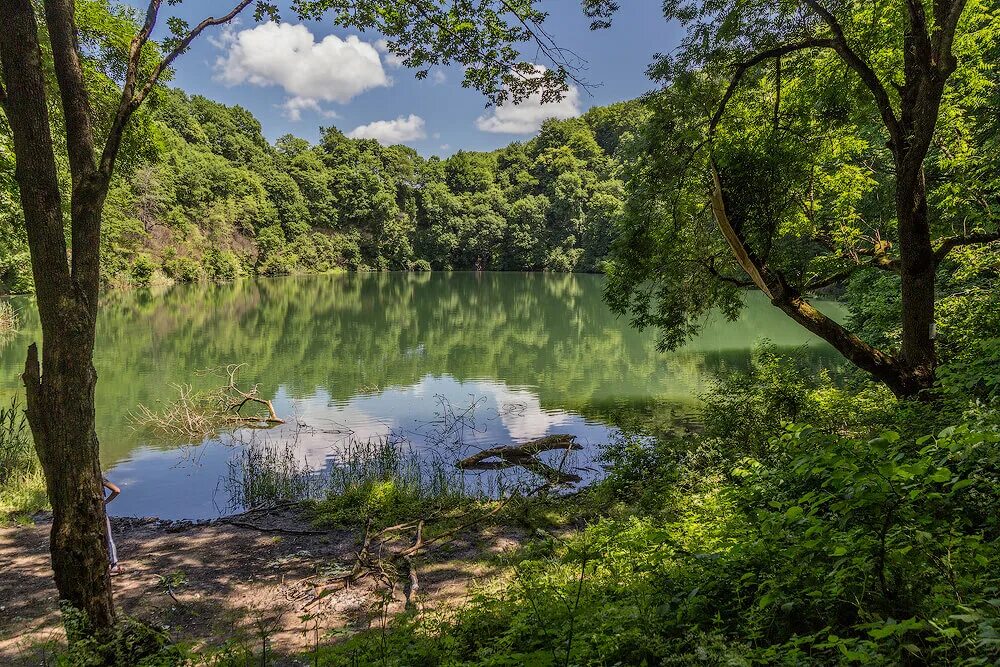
[
  {"x1": 215, "y1": 23, "x2": 388, "y2": 119},
  {"x1": 280, "y1": 96, "x2": 339, "y2": 121},
  {"x1": 475, "y1": 67, "x2": 581, "y2": 134},
  {"x1": 347, "y1": 114, "x2": 427, "y2": 144},
  {"x1": 431, "y1": 69, "x2": 447, "y2": 85},
  {"x1": 374, "y1": 38, "x2": 406, "y2": 68}
]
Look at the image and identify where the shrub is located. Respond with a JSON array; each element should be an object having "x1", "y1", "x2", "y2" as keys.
[
  {"x1": 130, "y1": 254, "x2": 156, "y2": 288},
  {"x1": 203, "y1": 249, "x2": 241, "y2": 281},
  {"x1": 61, "y1": 608, "x2": 185, "y2": 666},
  {"x1": 409, "y1": 258, "x2": 432, "y2": 272},
  {"x1": 162, "y1": 255, "x2": 201, "y2": 283},
  {"x1": 0, "y1": 250, "x2": 35, "y2": 294}
]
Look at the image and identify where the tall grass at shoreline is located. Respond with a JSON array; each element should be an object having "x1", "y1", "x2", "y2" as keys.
[
  {"x1": 223, "y1": 432, "x2": 516, "y2": 526},
  {"x1": 0, "y1": 397, "x2": 47, "y2": 523},
  {"x1": 319, "y1": 435, "x2": 489, "y2": 527},
  {"x1": 224, "y1": 437, "x2": 319, "y2": 511}
]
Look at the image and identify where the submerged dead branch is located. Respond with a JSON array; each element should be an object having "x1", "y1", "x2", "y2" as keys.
[{"x1": 131, "y1": 364, "x2": 284, "y2": 440}]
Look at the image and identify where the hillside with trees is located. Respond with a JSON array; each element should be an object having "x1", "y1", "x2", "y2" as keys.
[
  {"x1": 2, "y1": 0, "x2": 1000, "y2": 665},
  {"x1": 1, "y1": 84, "x2": 643, "y2": 294}
]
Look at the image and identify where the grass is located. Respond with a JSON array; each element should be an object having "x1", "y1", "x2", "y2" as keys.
[
  {"x1": 222, "y1": 430, "x2": 518, "y2": 528},
  {"x1": 315, "y1": 435, "x2": 482, "y2": 528},
  {"x1": 0, "y1": 397, "x2": 48, "y2": 524},
  {"x1": 224, "y1": 435, "x2": 319, "y2": 511}
]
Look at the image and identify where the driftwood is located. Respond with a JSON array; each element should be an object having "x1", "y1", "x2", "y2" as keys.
[
  {"x1": 457, "y1": 434, "x2": 583, "y2": 484},
  {"x1": 131, "y1": 364, "x2": 284, "y2": 440},
  {"x1": 302, "y1": 480, "x2": 554, "y2": 612}
]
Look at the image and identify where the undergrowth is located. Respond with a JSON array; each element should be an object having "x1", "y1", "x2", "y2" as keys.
[
  {"x1": 304, "y1": 352, "x2": 1000, "y2": 666},
  {"x1": 0, "y1": 397, "x2": 47, "y2": 524}
]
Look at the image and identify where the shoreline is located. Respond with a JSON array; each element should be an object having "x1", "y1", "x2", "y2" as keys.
[{"x1": 0, "y1": 501, "x2": 532, "y2": 665}]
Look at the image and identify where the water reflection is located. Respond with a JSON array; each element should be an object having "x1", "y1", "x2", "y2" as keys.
[{"x1": 0, "y1": 272, "x2": 848, "y2": 518}]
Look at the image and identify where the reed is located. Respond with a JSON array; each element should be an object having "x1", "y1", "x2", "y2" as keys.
[
  {"x1": 0, "y1": 397, "x2": 47, "y2": 522},
  {"x1": 224, "y1": 436, "x2": 319, "y2": 511}
]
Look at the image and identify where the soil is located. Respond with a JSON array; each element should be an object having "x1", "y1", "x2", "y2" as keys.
[{"x1": 0, "y1": 506, "x2": 527, "y2": 665}]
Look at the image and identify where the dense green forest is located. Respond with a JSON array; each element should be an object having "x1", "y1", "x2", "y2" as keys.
[
  {"x1": 1, "y1": 86, "x2": 641, "y2": 294},
  {"x1": 2, "y1": 0, "x2": 1000, "y2": 665}
]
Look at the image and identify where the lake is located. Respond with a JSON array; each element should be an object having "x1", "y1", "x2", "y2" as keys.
[{"x1": 0, "y1": 272, "x2": 848, "y2": 519}]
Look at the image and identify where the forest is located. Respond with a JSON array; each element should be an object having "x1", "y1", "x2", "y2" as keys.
[
  {"x1": 1, "y1": 0, "x2": 999, "y2": 665},
  {"x1": 1, "y1": 61, "x2": 640, "y2": 293}
]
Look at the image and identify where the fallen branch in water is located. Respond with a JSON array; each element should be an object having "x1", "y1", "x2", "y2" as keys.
[
  {"x1": 130, "y1": 364, "x2": 284, "y2": 440},
  {"x1": 457, "y1": 434, "x2": 583, "y2": 484}
]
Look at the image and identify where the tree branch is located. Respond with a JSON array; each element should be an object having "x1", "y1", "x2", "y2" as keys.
[
  {"x1": 800, "y1": 0, "x2": 903, "y2": 150},
  {"x1": 99, "y1": 0, "x2": 255, "y2": 177},
  {"x1": 933, "y1": 231, "x2": 1000, "y2": 264},
  {"x1": 0, "y1": 0, "x2": 74, "y2": 315},
  {"x1": 709, "y1": 38, "x2": 834, "y2": 136},
  {"x1": 710, "y1": 161, "x2": 912, "y2": 395},
  {"x1": 42, "y1": 0, "x2": 99, "y2": 185},
  {"x1": 701, "y1": 257, "x2": 754, "y2": 288}
]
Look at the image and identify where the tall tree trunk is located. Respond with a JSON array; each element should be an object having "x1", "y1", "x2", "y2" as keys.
[
  {"x1": 896, "y1": 164, "x2": 937, "y2": 391},
  {"x1": 23, "y1": 338, "x2": 114, "y2": 632},
  {"x1": 0, "y1": 0, "x2": 116, "y2": 633}
]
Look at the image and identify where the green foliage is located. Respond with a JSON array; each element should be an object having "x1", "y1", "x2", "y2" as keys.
[
  {"x1": 604, "y1": 0, "x2": 1000, "y2": 383},
  {"x1": 312, "y1": 438, "x2": 474, "y2": 529},
  {"x1": 314, "y1": 412, "x2": 1000, "y2": 666},
  {"x1": 60, "y1": 607, "x2": 184, "y2": 666},
  {"x1": 161, "y1": 254, "x2": 201, "y2": 283},
  {"x1": 2, "y1": 87, "x2": 635, "y2": 294},
  {"x1": 0, "y1": 396, "x2": 46, "y2": 524},
  {"x1": 130, "y1": 254, "x2": 155, "y2": 289}
]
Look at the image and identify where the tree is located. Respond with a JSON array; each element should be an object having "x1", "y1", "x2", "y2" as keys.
[
  {"x1": 605, "y1": 0, "x2": 1000, "y2": 398},
  {"x1": 0, "y1": 0, "x2": 584, "y2": 634}
]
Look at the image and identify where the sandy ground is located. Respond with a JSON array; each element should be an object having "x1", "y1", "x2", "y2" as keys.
[{"x1": 0, "y1": 507, "x2": 525, "y2": 665}]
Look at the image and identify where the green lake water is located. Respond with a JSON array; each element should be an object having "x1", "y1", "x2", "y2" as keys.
[{"x1": 0, "y1": 272, "x2": 848, "y2": 519}]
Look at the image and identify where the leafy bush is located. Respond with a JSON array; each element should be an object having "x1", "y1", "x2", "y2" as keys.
[
  {"x1": 315, "y1": 419, "x2": 1000, "y2": 666},
  {"x1": 61, "y1": 607, "x2": 185, "y2": 666},
  {"x1": 130, "y1": 254, "x2": 156, "y2": 288},
  {"x1": 162, "y1": 255, "x2": 201, "y2": 283},
  {"x1": 202, "y1": 249, "x2": 241, "y2": 281},
  {"x1": 409, "y1": 258, "x2": 432, "y2": 272}
]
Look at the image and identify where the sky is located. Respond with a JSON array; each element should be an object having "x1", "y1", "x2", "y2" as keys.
[{"x1": 134, "y1": 2, "x2": 683, "y2": 156}]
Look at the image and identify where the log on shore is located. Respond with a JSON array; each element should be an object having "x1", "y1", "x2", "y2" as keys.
[{"x1": 456, "y1": 434, "x2": 583, "y2": 484}]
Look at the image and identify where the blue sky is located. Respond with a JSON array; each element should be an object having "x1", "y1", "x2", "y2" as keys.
[{"x1": 136, "y1": 2, "x2": 682, "y2": 156}]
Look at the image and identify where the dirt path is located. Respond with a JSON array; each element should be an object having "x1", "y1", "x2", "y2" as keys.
[{"x1": 0, "y1": 508, "x2": 524, "y2": 665}]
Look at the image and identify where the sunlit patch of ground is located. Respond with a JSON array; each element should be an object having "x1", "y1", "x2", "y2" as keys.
[{"x1": 0, "y1": 506, "x2": 526, "y2": 665}]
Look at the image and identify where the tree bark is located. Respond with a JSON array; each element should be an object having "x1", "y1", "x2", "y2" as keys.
[
  {"x1": 24, "y1": 343, "x2": 114, "y2": 632},
  {"x1": 0, "y1": 0, "x2": 115, "y2": 632},
  {"x1": 895, "y1": 164, "x2": 937, "y2": 389}
]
